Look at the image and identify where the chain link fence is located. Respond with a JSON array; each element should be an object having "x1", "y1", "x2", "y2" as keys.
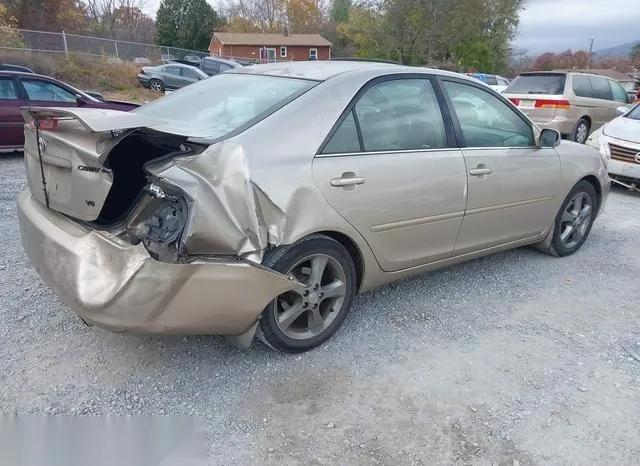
[{"x1": 0, "y1": 27, "x2": 208, "y2": 62}]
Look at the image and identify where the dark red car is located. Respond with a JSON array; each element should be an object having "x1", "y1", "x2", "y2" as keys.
[{"x1": 0, "y1": 71, "x2": 138, "y2": 152}]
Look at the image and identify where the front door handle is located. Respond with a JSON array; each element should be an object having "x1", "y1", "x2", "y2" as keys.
[
  {"x1": 330, "y1": 173, "x2": 366, "y2": 187},
  {"x1": 469, "y1": 166, "x2": 493, "y2": 176}
]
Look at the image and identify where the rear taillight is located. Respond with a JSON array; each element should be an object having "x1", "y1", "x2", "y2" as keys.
[
  {"x1": 534, "y1": 99, "x2": 571, "y2": 109},
  {"x1": 508, "y1": 98, "x2": 520, "y2": 106}
]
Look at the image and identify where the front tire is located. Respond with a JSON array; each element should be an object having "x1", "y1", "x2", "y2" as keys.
[
  {"x1": 571, "y1": 118, "x2": 590, "y2": 144},
  {"x1": 258, "y1": 235, "x2": 357, "y2": 353},
  {"x1": 542, "y1": 180, "x2": 597, "y2": 257}
]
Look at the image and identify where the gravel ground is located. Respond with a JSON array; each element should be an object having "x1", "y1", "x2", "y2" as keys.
[{"x1": 1, "y1": 152, "x2": 639, "y2": 465}]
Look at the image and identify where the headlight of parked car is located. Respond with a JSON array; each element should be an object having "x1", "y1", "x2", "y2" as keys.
[
  {"x1": 128, "y1": 183, "x2": 189, "y2": 262},
  {"x1": 586, "y1": 127, "x2": 611, "y2": 167}
]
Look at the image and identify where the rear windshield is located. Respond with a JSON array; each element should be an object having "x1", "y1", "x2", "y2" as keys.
[
  {"x1": 134, "y1": 73, "x2": 316, "y2": 139},
  {"x1": 505, "y1": 74, "x2": 566, "y2": 95},
  {"x1": 626, "y1": 104, "x2": 640, "y2": 120}
]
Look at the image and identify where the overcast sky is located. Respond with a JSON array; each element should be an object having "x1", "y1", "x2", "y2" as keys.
[{"x1": 144, "y1": 0, "x2": 640, "y2": 54}]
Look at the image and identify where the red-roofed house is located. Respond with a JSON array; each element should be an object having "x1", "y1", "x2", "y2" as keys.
[{"x1": 209, "y1": 32, "x2": 332, "y2": 63}]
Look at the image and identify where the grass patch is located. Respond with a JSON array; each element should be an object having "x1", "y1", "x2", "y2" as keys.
[{"x1": 0, "y1": 51, "x2": 159, "y2": 102}]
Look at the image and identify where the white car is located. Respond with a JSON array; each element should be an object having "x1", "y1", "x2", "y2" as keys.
[
  {"x1": 587, "y1": 103, "x2": 640, "y2": 190},
  {"x1": 466, "y1": 73, "x2": 510, "y2": 93}
]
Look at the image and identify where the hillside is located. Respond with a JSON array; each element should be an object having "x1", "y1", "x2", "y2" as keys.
[{"x1": 595, "y1": 41, "x2": 639, "y2": 58}]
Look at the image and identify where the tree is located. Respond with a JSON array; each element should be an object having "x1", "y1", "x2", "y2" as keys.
[
  {"x1": 630, "y1": 42, "x2": 640, "y2": 68},
  {"x1": 156, "y1": 0, "x2": 221, "y2": 51},
  {"x1": 330, "y1": 0, "x2": 351, "y2": 24},
  {"x1": 85, "y1": 1, "x2": 155, "y2": 42},
  {"x1": 0, "y1": 3, "x2": 26, "y2": 47},
  {"x1": 3, "y1": 0, "x2": 87, "y2": 32}
]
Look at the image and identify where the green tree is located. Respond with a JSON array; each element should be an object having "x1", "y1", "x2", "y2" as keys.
[
  {"x1": 330, "y1": 0, "x2": 351, "y2": 24},
  {"x1": 156, "y1": 0, "x2": 221, "y2": 51}
]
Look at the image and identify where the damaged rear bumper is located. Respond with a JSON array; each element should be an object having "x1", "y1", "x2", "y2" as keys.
[{"x1": 17, "y1": 191, "x2": 297, "y2": 335}]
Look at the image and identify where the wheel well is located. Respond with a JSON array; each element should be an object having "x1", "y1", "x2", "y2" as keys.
[
  {"x1": 318, "y1": 231, "x2": 364, "y2": 290},
  {"x1": 581, "y1": 175, "x2": 601, "y2": 210},
  {"x1": 580, "y1": 115, "x2": 592, "y2": 127}
]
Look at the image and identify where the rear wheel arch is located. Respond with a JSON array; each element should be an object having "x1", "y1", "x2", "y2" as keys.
[{"x1": 316, "y1": 230, "x2": 364, "y2": 291}]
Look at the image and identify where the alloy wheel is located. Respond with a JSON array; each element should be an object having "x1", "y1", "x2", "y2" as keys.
[
  {"x1": 575, "y1": 122, "x2": 588, "y2": 143},
  {"x1": 274, "y1": 254, "x2": 347, "y2": 340},
  {"x1": 560, "y1": 191, "x2": 593, "y2": 249}
]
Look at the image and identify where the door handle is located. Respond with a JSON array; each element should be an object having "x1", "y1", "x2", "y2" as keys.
[
  {"x1": 469, "y1": 167, "x2": 493, "y2": 176},
  {"x1": 330, "y1": 173, "x2": 366, "y2": 187}
]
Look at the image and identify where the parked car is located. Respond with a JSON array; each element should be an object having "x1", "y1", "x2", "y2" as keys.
[
  {"x1": 183, "y1": 55, "x2": 203, "y2": 64},
  {"x1": 586, "y1": 103, "x2": 640, "y2": 190},
  {"x1": 0, "y1": 64, "x2": 34, "y2": 73},
  {"x1": 137, "y1": 63, "x2": 208, "y2": 92},
  {"x1": 503, "y1": 71, "x2": 633, "y2": 144},
  {"x1": 0, "y1": 71, "x2": 137, "y2": 152},
  {"x1": 199, "y1": 56, "x2": 242, "y2": 76},
  {"x1": 467, "y1": 73, "x2": 510, "y2": 93},
  {"x1": 18, "y1": 62, "x2": 609, "y2": 353}
]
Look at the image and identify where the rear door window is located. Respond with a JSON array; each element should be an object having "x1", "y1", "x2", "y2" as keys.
[
  {"x1": 505, "y1": 74, "x2": 566, "y2": 95},
  {"x1": 0, "y1": 78, "x2": 18, "y2": 100},
  {"x1": 572, "y1": 75, "x2": 592, "y2": 98},
  {"x1": 354, "y1": 78, "x2": 447, "y2": 152},
  {"x1": 163, "y1": 66, "x2": 182, "y2": 76},
  {"x1": 22, "y1": 79, "x2": 76, "y2": 102},
  {"x1": 181, "y1": 68, "x2": 201, "y2": 80},
  {"x1": 588, "y1": 76, "x2": 613, "y2": 101},
  {"x1": 608, "y1": 80, "x2": 628, "y2": 103},
  {"x1": 486, "y1": 76, "x2": 498, "y2": 85}
]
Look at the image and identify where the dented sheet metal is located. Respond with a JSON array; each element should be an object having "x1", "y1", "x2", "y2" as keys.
[
  {"x1": 146, "y1": 141, "x2": 287, "y2": 257},
  {"x1": 18, "y1": 191, "x2": 298, "y2": 335}
]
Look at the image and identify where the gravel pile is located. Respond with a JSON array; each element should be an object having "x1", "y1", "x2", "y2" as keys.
[{"x1": 1, "y1": 153, "x2": 639, "y2": 464}]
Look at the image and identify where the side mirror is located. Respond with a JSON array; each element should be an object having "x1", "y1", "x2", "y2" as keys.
[
  {"x1": 616, "y1": 106, "x2": 628, "y2": 116},
  {"x1": 75, "y1": 94, "x2": 88, "y2": 105},
  {"x1": 539, "y1": 128, "x2": 561, "y2": 148}
]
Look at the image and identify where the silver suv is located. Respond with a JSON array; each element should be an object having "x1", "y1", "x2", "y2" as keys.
[{"x1": 503, "y1": 71, "x2": 632, "y2": 143}]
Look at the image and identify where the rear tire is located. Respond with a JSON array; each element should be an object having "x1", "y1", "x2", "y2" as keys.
[
  {"x1": 571, "y1": 118, "x2": 590, "y2": 144},
  {"x1": 149, "y1": 79, "x2": 164, "y2": 93},
  {"x1": 258, "y1": 235, "x2": 357, "y2": 353},
  {"x1": 540, "y1": 180, "x2": 597, "y2": 257}
]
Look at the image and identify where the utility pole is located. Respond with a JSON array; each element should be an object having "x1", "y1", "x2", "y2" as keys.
[{"x1": 586, "y1": 38, "x2": 594, "y2": 70}]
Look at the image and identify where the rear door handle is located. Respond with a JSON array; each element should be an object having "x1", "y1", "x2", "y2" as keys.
[
  {"x1": 469, "y1": 167, "x2": 493, "y2": 176},
  {"x1": 330, "y1": 174, "x2": 366, "y2": 187}
]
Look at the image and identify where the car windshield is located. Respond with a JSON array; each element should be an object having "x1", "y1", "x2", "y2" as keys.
[
  {"x1": 625, "y1": 104, "x2": 640, "y2": 120},
  {"x1": 505, "y1": 74, "x2": 566, "y2": 95},
  {"x1": 134, "y1": 73, "x2": 316, "y2": 139}
]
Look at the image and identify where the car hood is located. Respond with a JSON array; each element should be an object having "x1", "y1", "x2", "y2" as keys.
[{"x1": 603, "y1": 116, "x2": 640, "y2": 144}]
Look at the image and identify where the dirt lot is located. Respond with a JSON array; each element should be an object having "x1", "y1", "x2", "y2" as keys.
[{"x1": 1, "y1": 153, "x2": 639, "y2": 465}]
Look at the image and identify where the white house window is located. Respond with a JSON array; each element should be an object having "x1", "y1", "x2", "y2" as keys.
[
  {"x1": 280, "y1": 46, "x2": 287, "y2": 58},
  {"x1": 309, "y1": 48, "x2": 318, "y2": 60}
]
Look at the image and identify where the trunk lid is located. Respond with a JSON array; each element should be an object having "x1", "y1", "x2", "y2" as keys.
[{"x1": 21, "y1": 107, "x2": 166, "y2": 222}]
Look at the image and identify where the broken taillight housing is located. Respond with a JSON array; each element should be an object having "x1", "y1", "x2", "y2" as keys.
[{"x1": 128, "y1": 183, "x2": 188, "y2": 262}]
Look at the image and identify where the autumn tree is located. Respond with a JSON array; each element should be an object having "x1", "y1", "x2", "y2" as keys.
[
  {"x1": 156, "y1": 0, "x2": 221, "y2": 51},
  {"x1": 2, "y1": 0, "x2": 87, "y2": 32},
  {"x1": 630, "y1": 43, "x2": 640, "y2": 68},
  {"x1": 85, "y1": 1, "x2": 155, "y2": 42},
  {"x1": 0, "y1": 3, "x2": 26, "y2": 47}
]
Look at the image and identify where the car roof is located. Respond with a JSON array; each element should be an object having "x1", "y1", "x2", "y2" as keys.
[
  {"x1": 231, "y1": 60, "x2": 469, "y2": 82},
  {"x1": 0, "y1": 70, "x2": 57, "y2": 79},
  {"x1": 203, "y1": 56, "x2": 240, "y2": 66}
]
